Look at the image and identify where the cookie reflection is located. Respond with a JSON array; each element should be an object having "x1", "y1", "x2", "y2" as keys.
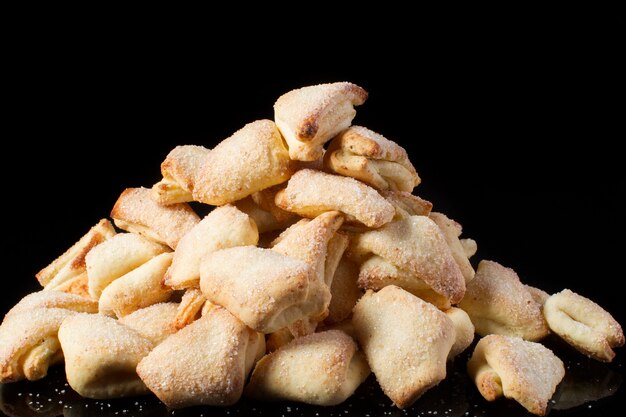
[{"x1": 553, "y1": 357, "x2": 622, "y2": 410}]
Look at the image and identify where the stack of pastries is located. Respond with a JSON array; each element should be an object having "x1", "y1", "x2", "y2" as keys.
[{"x1": 1, "y1": 82, "x2": 623, "y2": 416}]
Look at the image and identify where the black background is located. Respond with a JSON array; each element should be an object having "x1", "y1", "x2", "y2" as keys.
[{"x1": 2, "y1": 8, "x2": 624, "y2": 417}]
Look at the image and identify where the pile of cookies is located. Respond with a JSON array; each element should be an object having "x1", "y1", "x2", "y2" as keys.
[{"x1": 0, "y1": 82, "x2": 623, "y2": 416}]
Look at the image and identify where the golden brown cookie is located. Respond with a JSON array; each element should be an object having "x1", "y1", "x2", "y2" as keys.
[
  {"x1": 458, "y1": 260, "x2": 549, "y2": 341},
  {"x1": 324, "y1": 126, "x2": 420, "y2": 192},
  {"x1": 245, "y1": 330, "x2": 369, "y2": 405},
  {"x1": 275, "y1": 169, "x2": 395, "y2": 228},
  {"x1": 137, "y1": 307, "x2": 265, "y2": 408},
  {"x1": 352, "y1": 286, "x2": 456, "y2": 408},
  {"x1": 467, "y1": 334, "x2": 564, "y2": 416},
  {"x1": 192, "y1": 120, "x2": 293, "y2": 205},
  {"x1": 152, "y1": 145, "x2": 211, "y2": 204},
  {"x1": 544, "y1": 289, "x2": 624, "y2": 362},
  {"x1": 274, "y1": 82, "x2": 367, "y2": 161},
  {"x1": 111, "y1": 187, "x2": 200, "y2": 249}
]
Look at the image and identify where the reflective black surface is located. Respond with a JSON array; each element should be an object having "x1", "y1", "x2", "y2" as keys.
[
  {"x1": 3, "y1": 8, "x2": 623, "y2": 417},
  {"x1": 0, "y1": 336, "x2": 622, "y2": 417}
]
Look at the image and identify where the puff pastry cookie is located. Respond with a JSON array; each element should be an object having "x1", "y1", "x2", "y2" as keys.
[
  {"x1": 152, "y1": 144, "x2": 210, "y2": 204},
  {"x1": 58, "y1": 313, "x2": 153, "y2": 399},
  {"x1": 0, "y1": 308, "x2": 77, "y2": 383},
  {"x1": 544, "y1": 289, "x2": 624, "y2": 362},
  {"x1": 111, "y1": 187, "x2": 200, "y2": 249},
  {"x1": 85, "y1": 232, "x2": 168, "y2": 300},
  {"x1": 0, "y1": 291, "x2": 97, "y2": 383},
  {"x1": 98, "y1": 252, "x2": 174, "y2": 318},
  {"x1": 467, "y1": 334, "x2": 564, "y2": 416},
  {"x1": 274, "y1": 82, "x2": 368, "y2": 161},
  {"x1": 200, "y1": 246, "x2": 316, "y2": 334},
  {"x1": 458, "y1": 260, "x2": 549, "y2": 341},
  {"x1": 271, "y1": 211, "x2": 344, "y2": 336},
  {"x1": 324, "y1": 126, "x2": 420, "y2": 192},
  {"x1": 275, "y1": 169, "x2": 395, "y2": 228},
  {"x1": 137, "y1": 307, "x2": 265, "y2": 408},
  {"x1": 357, "y1": 255, "x2": 452, "y2": 309},
  {"x1": 351, "y1": 215, "x2": 466, "y2": 305},
  {"x1": 36, "y1": 219, "x2": 116, "y2": 292},
  {"x1": 245, "y1": 330, "x2": 370, "y2": 405},
  {"x1": 192, "y1": 120, "x2": 293, "y2": 205},
  {"x1": 352, "y1": 286, "x2": 456, "y2": 408},
  {"x1": 164, "y1": 205, "x2": 259, "y2": 290}
]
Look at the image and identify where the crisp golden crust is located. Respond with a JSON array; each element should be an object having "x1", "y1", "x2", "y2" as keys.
[
  {"x1": 36, "y1": 219, "x2": 116, "y2": 288},
  {"x1": 459, "y1": 260, "x2": 549, "y2": 341},
  {"x1": 50, "y1": 272, "x2": 91, "y2": 298},
  {"x1": 58, "y1": 314, "x2": 153, "y2": 399},
  {"x1": 98, "y1": 252, "x2": 174, "y2": 318},
  {"x1": 165, "y1": 205, "x2": 259, "y2": 290},
  {"x1": 245, "y1": 330, "x2": 370, "y2": 405},
  {"x1": 85, "y1": 233, "x2": 168, "y2": 300},
  {"x1": 445, "y1": 307, "x2": 475, "y2": 358},
  {"x1": 326, "y1": 257, "x2": 362, "y2": 325},
  {"x1": 119, "y1": 302, "x2": 179, "y2": 345},
  {"x1": 0, "y1": 308, "x2": 77, "y2": 383},
  {"x1": 275, "y1": 169, "x2": 395, "y2": 228},
  {"x1": 271, "y1": 212, "x2": 344, "y2": 336},
  {"x1": 429, "y1": 212, "x2": 475, "y2": 283},
  {"x1": 137, "y1": 307, "x2": 265, "y2": 408},
  {"x1": 351, "y1": 216, "x2": 465, "y2": 304},
  {"x1": 544, "y1": 289, "x2": 624, "y2": 362},
  {"x1": 352, "y1": 286, "x2": 456, "y2": 409},
  {"x1": 199, "y1": 246, "x2": 315, "y2": 334},
  {"x1": 111, "y1": 187, "x2": 200, "y2": 249},
  {"x1": 0, "y1": 290, "x2": 99, "y2": 383},
  {"x1": 324, "y1": 126, "x2": 420, "y2": 192},
  {"x1": 173, "y1": 287, "x2": 207, "y2": 330},
  {"x1": 152, "y1": 145, "x2": 211, "y2": 204},
  {"x1": 274, "y1": 82, "x2": 368, "y2": 161},
  {"x1": 379, "y1": 191, "x2": 432, "y2": 219},
  {"x1": 3, "y1": 290, "x2": 97, "y2": 322},
  {"x1": 356, "y1": 255, "x2": 451, "y2": 310},
  {"x1": 467, "y1": 335, "x2": 564, "y2": 416},
  {"x1": 192, "y1": 120, "x2": 294, "y2": 205}
]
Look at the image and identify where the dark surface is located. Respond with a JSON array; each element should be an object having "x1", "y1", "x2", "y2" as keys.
[
  {"x1": 2, "y1": 9, "x2": 624, "y2": 417},
  {"x1": 0, "y1": 337, "x2": 623, "y2": 417}
]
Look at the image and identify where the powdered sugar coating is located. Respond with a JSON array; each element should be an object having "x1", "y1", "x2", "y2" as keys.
[
  {"x1": 245, "y1": 330, "x2": 370, "y2": 405},
  {"x1": 111, "y1": 187, "x2": 200, "y2": 249},
  {"x1": 193, "y1": 120, "x2": 293, "y2": 205},
  {"x1": 352, "y1": 286, "x2": 456, "y2": 408},
  {"x1": 351, "y1": 216, "x2": 465, "y2": 304},
  {"x1": 274, "y1": 82, "x2": 367, "y2": 161},
  {"x1": 275, "y1": 169, "x2": 394, "y2": 228},
  {"x1": 137, "y1": 307, "x2": 264, "y2": 408},
  {"x1": 459, "y1": 260, "x2": 548, "y2": 341},
  {"x1": 467, "y1": 334, "x2": 564, "y2": 415}
]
